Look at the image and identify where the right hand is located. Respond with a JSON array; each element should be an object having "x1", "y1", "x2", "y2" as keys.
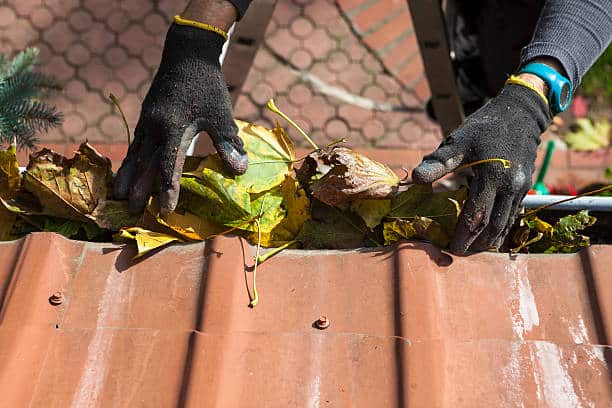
[
  {"x1": 113, "y1": 23, "x2": 248, "y2": 216},
  {"x1": 412, "y1": 83, "x2": 551, "y2": 253}
]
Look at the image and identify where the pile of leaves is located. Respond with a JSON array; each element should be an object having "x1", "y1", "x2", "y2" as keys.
[{"x1": 0, "y1": 114, "x2": 601, "y2": 258}]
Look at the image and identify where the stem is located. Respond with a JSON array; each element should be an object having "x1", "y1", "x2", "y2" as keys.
[
  {"x1": 454, "y1": 158, "x2": 512, "y2": 173},
  {"x1": 249, "y1": 194, "x2": 267, "y2": 308},
  {"x1": 109, "y1": 93, "x2": 131, "y2": 145},
  {"x1": 257, "y1": 240, "x2": 299, "y2": 264},
  {"x1": 267, "y1": 99, "x2": 319, "y2": 150},
  {"x1": 524, "y1": 184, "x2": 612, "y2": 216}
]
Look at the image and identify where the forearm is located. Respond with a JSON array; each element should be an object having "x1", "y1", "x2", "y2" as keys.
[
  {"x1": 182, "y1": 0, "x2": 251, "y2": 26},
  {"x1": 520, "y1": 0, "x2": 612, "y2": 87}
]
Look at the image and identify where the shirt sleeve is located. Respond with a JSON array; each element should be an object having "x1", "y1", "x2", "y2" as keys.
[
  {"x1": 520, "y1": 0, "x2": 612, "y2": 87},
  {"x1": 227, "y1": 0, "x2": 252, "y2": 20}
]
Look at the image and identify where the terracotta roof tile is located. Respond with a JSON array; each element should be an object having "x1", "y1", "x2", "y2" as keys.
[{"x1": 0, "y1": 232, "x2": 610, "y2": 406}]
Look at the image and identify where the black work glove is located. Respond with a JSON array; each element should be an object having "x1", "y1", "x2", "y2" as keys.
[
  {"x1": 412, "y1": 84, "x2": 551, "y2": 253},
  {"x1": 114, "y1": 23, "x2": 248, "y2": 215}
]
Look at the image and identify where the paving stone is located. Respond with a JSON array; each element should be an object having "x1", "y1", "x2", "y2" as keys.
[
  {"x1": 30, "y1": 7, "x2": 53, "y2": 30},
  {"x1": 68, "y1": 10, "x2": 94, "y2": 33},
  {"x1": 0, "y1": 6, "x2": 16, "y2": 28},
  {"x1": 66, "y1": 43, "x2": 92, "y2": 66},
  {"x1": 1, "y1": 0, "x2": 445, "y2": 152}
]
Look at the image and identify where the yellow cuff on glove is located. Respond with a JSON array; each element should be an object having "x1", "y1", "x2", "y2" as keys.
[{"x1": 174, "y1": 15, "x2": 228, "y2": 40}]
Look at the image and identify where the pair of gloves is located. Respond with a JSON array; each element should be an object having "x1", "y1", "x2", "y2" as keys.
[{"x1": 115, "y1": 23, "x2": 551, "y2": 253}]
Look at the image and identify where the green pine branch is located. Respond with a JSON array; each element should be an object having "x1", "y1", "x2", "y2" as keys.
[{"x1": 0, "y1": 47, "x2": 62, "y2": 149}]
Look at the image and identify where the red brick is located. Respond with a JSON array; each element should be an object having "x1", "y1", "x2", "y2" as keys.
[
  {"x1": 353, "y1": 1, "x2": 404, "y2": 34},
  {"x1": 411, "y1": 77, "x2": 431, "y2": 102},
  {"x1": 381, "y1": 33, "x2": 418, "y2": 73},
  {"x1": 363, "y1": 11, "x2": 411, "y2": 52},
  {"x1": 336, "y1": 0, "x2": 370, "y2": 14},
  {"x1": 397, "y1": 56, "x2": 424, "y2": 86}
]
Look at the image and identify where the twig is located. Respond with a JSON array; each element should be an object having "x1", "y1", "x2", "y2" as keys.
[{"x1": 524, "y1": 184, "x2": 612, "y2": 216}]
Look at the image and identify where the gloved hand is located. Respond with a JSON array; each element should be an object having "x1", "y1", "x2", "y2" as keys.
[
  {"x1": 412, "y1": 83, "x2": 551, "y2": 253},
  {"x1": 114, "y1": 23, "x2": 248, "y2": 215}
]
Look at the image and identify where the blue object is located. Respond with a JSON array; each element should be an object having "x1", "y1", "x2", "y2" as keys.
[{"x1": 518, "y1": 62, "x2": 573, "y2": 115}]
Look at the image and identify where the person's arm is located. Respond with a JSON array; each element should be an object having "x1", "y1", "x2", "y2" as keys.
[
  {"x1": 114, "y1": 0, "x2": 252, "y2": 216},
  {"x1": 412, "y1": 0, "x2": 611, "y2": 254},
  {"x1": 520, "y1": 0, "x2": 612, "y2": 89}
]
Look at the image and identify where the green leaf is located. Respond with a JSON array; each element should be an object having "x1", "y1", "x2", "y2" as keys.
[
  {"x1": 296, "y1": 200, "x2": 369, "y2": 249},
  {"x1": 564, "y1": 118, "x2": 610, "y2": 151},
  {"x1": 185, "y1": 120, "x2": 295, "y2": 194},
  {"x1": 245, "y1": 177, "x2": 310, "y2": 247},
  {"x1": 351, "y1": 199, "x2": 391, "y2": 229},
  {"x1": 390, "y1": 184, "x2": 467, "y2": 237},
  {"x1": 511, "y1": 210, "x2": 596, "y2": 253},
  {"x1": 179, "y1": 176, "x2": 252, "y2": 227},
  {"x1": 383, "y1": 216, "x2": 450, "y2": 247}
]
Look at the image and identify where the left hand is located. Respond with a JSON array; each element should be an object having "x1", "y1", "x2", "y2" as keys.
[{"x1": 412, "y1": 83, "x2": 551, "y2": 253}]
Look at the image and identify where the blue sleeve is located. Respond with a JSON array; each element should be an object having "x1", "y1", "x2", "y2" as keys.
[
  {"x1": 228, "y1": 0, "x2": 252, "y2": 19},
  {"x1": 520, "y1": 0, "x2": 612, "y2": 87}
]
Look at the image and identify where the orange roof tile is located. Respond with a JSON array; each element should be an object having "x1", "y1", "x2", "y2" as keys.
[{"x1": 0, "y1": 232, "x2": 610, "y2": 406}]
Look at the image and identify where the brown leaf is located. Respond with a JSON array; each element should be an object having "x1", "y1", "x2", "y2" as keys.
[
  {"x1": 308, "y1": 147, "x2": 399, "y2": 206},
  {"x1": 22, "y1": 142, "x2": 112, "y2": 221}
]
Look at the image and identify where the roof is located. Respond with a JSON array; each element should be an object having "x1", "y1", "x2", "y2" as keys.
[{"x1": 0, "y1": 232, "x2": 610, "y2": 406}]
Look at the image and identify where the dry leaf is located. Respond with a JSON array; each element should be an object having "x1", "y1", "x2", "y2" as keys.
[
  {"x1": 0, "y1": 143, "x2": 20, "y2": 199},
  {"x1": 308, "y1": 147, "x2": 399, "y2": 206},
  {"x1": 116, "y1": 227, "x2": 182, "y2": 258},
  {"x1": 22, "y1": 142, "x2": 112, "y2": 221}
]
